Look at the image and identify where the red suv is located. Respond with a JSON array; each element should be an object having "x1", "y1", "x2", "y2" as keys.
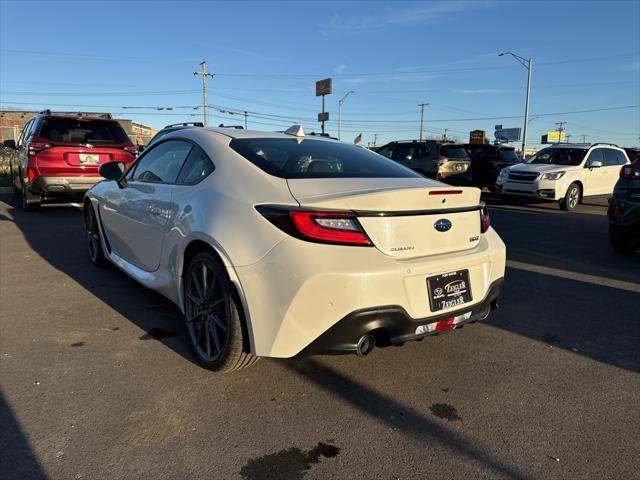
[{"x1": 4, "y1": 110, "x2": 137, "y2": 210}]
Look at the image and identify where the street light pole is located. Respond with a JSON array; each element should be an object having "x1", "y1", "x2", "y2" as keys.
[
  {"x1": 499, "y1": 52, "x2": 532, "y2": 158},
  {"x1": 338, "y1": 90, "x2": 354, "y2": 141},
  {"x1": 418, "y1": 103, "x2": 429, "y2": 141}
]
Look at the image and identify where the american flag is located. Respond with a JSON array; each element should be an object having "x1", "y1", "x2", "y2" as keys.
[{"x1": 354, "y1": 133, "x2": 362, "y2": 144}]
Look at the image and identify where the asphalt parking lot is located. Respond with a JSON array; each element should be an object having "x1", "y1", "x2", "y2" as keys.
[{"x1": 1, "y1": 193, "x2": 639, "y2": 480}]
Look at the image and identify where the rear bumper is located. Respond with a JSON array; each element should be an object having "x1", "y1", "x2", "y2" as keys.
[
  {"x1": 30, "y1": 176, "x2": 101, "y2": 195},
  {"x1": 608, "y1": 195, "x2": 640, "y2": 228},
  {"x1": 300, "y1": 278, "x2": 503, "y2": 356},
  {"x1": 235, "y1": 228, "x2": 506, "y2": 358}
]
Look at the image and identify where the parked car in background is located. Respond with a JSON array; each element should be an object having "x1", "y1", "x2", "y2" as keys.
[
  {"x1": 464, "y1": 144, "x2": 520, "y2": 192},
  {"x1": 3, "y1": 110, "x2": 137, "y2": 211},
  {"x1": 495, "y1": 143, "x2": 630, "y2": 210},
  {"x1": 376, "y1": 140, "x2": 472, "y2": 185},
  {"x1": 608, "y1": 159, "x2": 640, "y2": 252},
  {"x1": 85, "y1": 125, "x2": 505, "y2": 372},
  {"x1": 144, "y1": 122, "x2": 204, "y2": 150}
]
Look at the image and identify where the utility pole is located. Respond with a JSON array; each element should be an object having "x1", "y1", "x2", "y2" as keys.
[
  {"x1": 580, "y1": 134, "x2": 588, "y2": 143},
  {"x1": 499, "y1": 52, "x2": 532, "y2": 157},
  {"x1": 193, "y1": 61, "x2": 215, "y2": 126},
  {"x1": 418, "y1": 103, "x2": 429, "y2": 141},
  {"x1": 373, "y1": 133, "x2": 378, "y2": 147},
  {"x1": 338, "y1": 90, "x2": 355, "y2": 141},
  {"x1": 443, "y1": 128, "x2": 448, "y2": 141},
  {"x1": 244, "y1": 111, "x2": 248, "y2": 129},
  {"x1": 555, "y1": 121, "x2": 566, "y2": 144}
]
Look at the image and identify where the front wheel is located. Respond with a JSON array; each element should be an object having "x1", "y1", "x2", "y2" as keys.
[
  {"x1": 609, "y1": 225, "x2": 637, "y2": 253},
  {"x1": 85, "y1": 203, "x2": 107, "y2": 267},
  {"x1": 184, "y1": 252, "x2": 258, "y2": 372},
  {"x1": 560, "y1": 183, "x2": 581, "y2": 211}
]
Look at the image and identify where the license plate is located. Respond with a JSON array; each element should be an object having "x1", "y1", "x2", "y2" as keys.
[
  {"x1": 79, "y1": 153, "x2": 100, "y2": 164},
  {"x1": 427, "y1": 269, "x2": 472, "y2": 312}
]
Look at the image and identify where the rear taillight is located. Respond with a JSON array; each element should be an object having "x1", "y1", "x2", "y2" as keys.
[
  {"x1": 28, "y1": 142, "x2": 50, "y2": 156},
  {"x1": 620, "y1": 163, "x2": 640, "y2": 180},
  {"x1": 27, "y1": 167, "x2": 38, "y2": 183},
  {"x1": 480, "y1": 206, "x2": 490, "y2": 233},
  {"x1": 434, "y1": 155, "x2": 448, "y2": 166},
  {"x1": 256, "y1": 206, "x2": 372, "y2": 246}
]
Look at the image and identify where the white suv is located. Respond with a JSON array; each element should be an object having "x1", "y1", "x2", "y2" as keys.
[{"x1": 496, "y1": 144, "x2": 630, "y2": 210}]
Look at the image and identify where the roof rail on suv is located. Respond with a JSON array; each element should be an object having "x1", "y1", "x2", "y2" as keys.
[
  {"x1": 590, "y1": 142, "x2": 620, "y2": 148},
  {"x1": 163, "y1": 122, "x2": 204, "y2": 128},
  {"x1": 38, "y1": 109, "x2": 113, "y2": 120}
]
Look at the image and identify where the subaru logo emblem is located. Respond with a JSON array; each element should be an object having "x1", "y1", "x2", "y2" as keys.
[{"x1": 434, "y1": 219, "x2": 452, "y2": 232}]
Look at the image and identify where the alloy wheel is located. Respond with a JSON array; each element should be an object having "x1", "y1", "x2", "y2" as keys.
[
  {"x1": 85, "y1": 207, "x2": 101, "y2": 263},
  {"x1": 568, "y1": 186, "x2": 579, "y2": 209},
  {"x1": 185, "y1": 261, "x2": 229, "y2": 362}
]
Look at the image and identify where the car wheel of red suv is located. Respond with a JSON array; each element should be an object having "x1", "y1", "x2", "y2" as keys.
[{"x1": 21, "y1": 185, "x2": 41, "y2": 212}]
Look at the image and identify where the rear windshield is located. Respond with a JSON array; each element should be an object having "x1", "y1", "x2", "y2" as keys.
[
  {"x1": 440, "y1": 146, "x2": 469, "y2": 159},
  {"x1": 38, "y1": 118, "x2": 129, "y2": 144},
  {"x1": 498, "y1": 148, "x2": 519, "y2": 163},
  {"x1": 229, "y1": 138, "x2": 420, "y2": 179},
  {"x1": 527, "y1": 147, "x2": 587, "y2": 166}
]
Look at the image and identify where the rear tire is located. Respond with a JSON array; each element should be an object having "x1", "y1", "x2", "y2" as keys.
[
  {"x1": 184, "y1": 252, "x2": 258, "y2": 373},
  {"x1": 560, "y1": 183, "x2": 581, "y2": 211},
  {"x1": 609, "y1": 225, "x2": 637, "y2": 253},
  {"x1": 85, "y1": 203, "x2": 107, "y2": 267},
  {"x1": 21, "y1": 186, "x2": 41, "y2": 211}
]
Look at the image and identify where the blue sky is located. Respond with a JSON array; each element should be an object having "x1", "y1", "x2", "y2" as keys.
[{"x1": 1, "y1": 0, "x2": 639, "y2": 148}]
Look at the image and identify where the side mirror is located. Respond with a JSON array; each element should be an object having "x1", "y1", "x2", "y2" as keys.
[
  {"x1": 99, "y1": 161, "x2": 126, "y2": 184},
  {"x1": 3, "y1": 140, "x2": 16, "y2": 149},
  {"x1": 588, "y1": 160, "x2": 602, "y2": 168}
]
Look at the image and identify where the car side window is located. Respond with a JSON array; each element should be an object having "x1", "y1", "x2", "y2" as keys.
[
  {"x1": 586, "y1": 149, "x2": 604, "y2": 167},
  {"x1": 18, "y1": 119, "x2": 33, "y2": 146},
  {"x1": 602, "y1": 149, "x2": 620, "y2": 167},
  {"x1": 176, "y1": 144, "x2": 215, "y2": 185},
  {"x1": 131, "y1": 140, "x2": 192, "y2": 184},
  {"x1": 614, "y1": 150, "x2": 628, "y2": 165},
  {"x1": 377, "y1": 146, "x2": 393, "y2": 159}
]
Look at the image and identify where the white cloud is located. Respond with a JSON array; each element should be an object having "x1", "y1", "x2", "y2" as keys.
[
  {"x1": 320, "y1": 1, "x2": 495, "y2": 35},
  {"x1": 334, "y1": 64, "x2": 347, "y2": 74}
]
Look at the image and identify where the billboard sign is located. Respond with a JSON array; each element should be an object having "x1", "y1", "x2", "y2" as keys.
[
  {"x1": 469, "y1": 130, "x2": 486, "y2": 144},
  {"x1": 315, "y1": 78, "x2": 332, "y2": 96},
  {"x1": 317, "y1": 112, "x2": 329, "y2": 122},
  {"x1": 542, "y1": 131, "x2": 566, "y2": 143},
  {"x1": 495, "y1": 127, "x2": 521, "y2": 142}
]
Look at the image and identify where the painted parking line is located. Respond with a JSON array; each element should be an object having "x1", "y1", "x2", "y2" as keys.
[{"x1": 507, "y1": 260, "x2": 640, "y2": 293}]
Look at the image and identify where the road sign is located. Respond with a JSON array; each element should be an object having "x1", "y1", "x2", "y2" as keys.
[
  {"x1": 495, "y1": 127, "x2": 521, "y2": 142},
  {"x1": 316, "y1": 78, "x2": 332, "y2": 97},
  {"x1": 317, "y1": 112, "x2": 329, "y2": 122}
]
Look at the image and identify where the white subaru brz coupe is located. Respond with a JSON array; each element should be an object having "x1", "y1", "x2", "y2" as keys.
[{"x1": 84, "y1": 126, "x2": 506, "y2": 372}]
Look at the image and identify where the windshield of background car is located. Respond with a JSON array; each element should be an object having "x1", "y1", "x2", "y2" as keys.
[
  {"x1": 498, "y1": 148, "x2": 519, "y2": 163},
  {"x1": 526, "y1": 147, "x2": 587, "y2": 166},
  {"x1": 38, "y1": 118, "x2": 129, "y2": 144},
  {"x1": 229, "y1": 138, "x2": 421, "y2": 179},
  {"x1": 440, "y1": 146, "x2": 469, "y2": 160}
]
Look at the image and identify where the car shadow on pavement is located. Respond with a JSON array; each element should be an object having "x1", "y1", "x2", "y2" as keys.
[
  {"x1": 487, "y1": 267, "x2": 640, "y2": 374},
  {"x1": 0, "y1": 198, "x2": 199, "y2": 367},
  {"x1": 0, "y1": 390, "x2": 47, "y2": 479},
  {"x1": 285, "y1": 358, "x2": 531, "y2": 480}
]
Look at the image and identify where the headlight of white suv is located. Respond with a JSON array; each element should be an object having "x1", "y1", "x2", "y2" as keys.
[{"x1": 541, "y1": 171, "x2": 565, "y2": 180}]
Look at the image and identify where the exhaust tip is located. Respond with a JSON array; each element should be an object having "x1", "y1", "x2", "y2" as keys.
[{"x1": 356, "y1": 334, "x2": 376, "y2": 357}]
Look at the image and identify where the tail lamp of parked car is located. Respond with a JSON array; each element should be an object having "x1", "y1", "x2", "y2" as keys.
[
  {"x1": 620, "y1": 163, "x2": 640, "y2": 180},
  {"x1": 480, "y1": 206, "x2": 491, "y2": 233},
  {"x1": 256, "y1": 206, "x2": 372, "y2": 246}
]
